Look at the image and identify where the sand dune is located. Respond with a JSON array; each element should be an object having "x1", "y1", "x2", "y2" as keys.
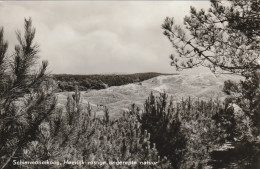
[{"x1": 57, "y1": 73, "x2": 241, "y2": 118}]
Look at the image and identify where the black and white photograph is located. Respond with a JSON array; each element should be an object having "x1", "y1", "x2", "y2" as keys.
[{"x1": 0, "y1": 0, "x2": 260, "y2": 168}]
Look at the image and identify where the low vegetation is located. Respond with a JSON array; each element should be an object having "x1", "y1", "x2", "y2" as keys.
[
  {"x1": 22, "y1": 87, "x2": 172, "y2": 169},
  {"x1": 54, "y1": 73, "x2": 174, "y2": 92},
  {"x1": 134, "y1": 92, "x2": 226, "y2": 168}
]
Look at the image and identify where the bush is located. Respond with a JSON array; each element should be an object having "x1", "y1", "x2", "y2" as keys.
[
  {"x1": 22, "y1": 87, "x2": 171, "y2": 169},
  {"x1": 215, "y1": 72, "x2": 260, "y2": 168},
  {"x1": 135, "y1": 92, "x2": 225, "y2": 168},
  {"x1": 222, "y1": 71, "x2": 260, "y2": 137}
]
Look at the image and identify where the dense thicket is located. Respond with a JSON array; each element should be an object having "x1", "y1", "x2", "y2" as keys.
[
  {"x1": 134, "y1": 92, "x2": 228, "y2": 168},
  {"x1": 214, "y1": 71, "x2": 260, "y2": 168},
  {"x1": 21, "y1": 87, "x2": 171, "y2": 169}
]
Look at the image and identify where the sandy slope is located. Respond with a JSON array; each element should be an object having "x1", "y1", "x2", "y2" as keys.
[{"x1": 56, "y1": 73, "x2": 241, "y2": 118}]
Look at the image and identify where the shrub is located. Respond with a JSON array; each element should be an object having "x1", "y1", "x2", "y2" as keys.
[
  {"x1": 215, "y1": 72, "x2": 260, "y2": 168},
  {"x1": 135, "y1": 92, "x2": 225, "y2": 168},
  {"x1": 21, "y1": 87, "x2": 171, "y2": 169},
  {"x1": 222, "y1": 71, "x2": 260, "y2": 137}
]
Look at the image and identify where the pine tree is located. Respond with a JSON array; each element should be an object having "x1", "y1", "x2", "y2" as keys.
[
  {"x1": 24, "y1": 87, "x2": 172, "y2": 169},
  {"x1": 0, "y1": 18, "x2": 56, "y2": 169},
  {"x1": 135, "y1": 92, "x2": 225, "y2": 168},
  {"x1": 162, "y1": 0, "x2": 260, "y2": 75},
  {"x1": 162, "y1": 1, "x2": 260, "y2": 167}
]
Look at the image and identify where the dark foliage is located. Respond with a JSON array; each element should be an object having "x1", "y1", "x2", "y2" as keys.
[
  {"x1": 136, "y1": 92, "x2": 186, "y2": 169},
  {"x1": 222, "y1": 71, "x2": 260, "y2": 135},
  {"x1": 53, "y1": 73, "x2": 174, "y2": 92},
  {"x1": 135, "y1": 92, "x2": 225, "y2": 168},
  {"x1": 213, "y1": 71, "x2": 260, "y2": 168}
]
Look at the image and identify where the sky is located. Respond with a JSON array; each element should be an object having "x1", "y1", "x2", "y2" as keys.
[{"x1": 0, "y1": 1, "x2": 211, "y2": 74}]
